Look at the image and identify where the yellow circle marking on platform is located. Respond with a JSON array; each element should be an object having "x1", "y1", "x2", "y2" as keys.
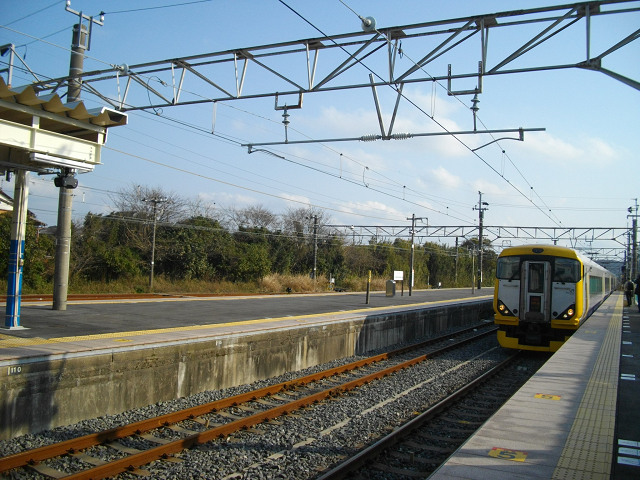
[
  {"x1": 489, "y1": 447, "x2": 528, "y2": 462},
  {"x1": 534, "y1": 393, "x2": 562, "y2": 400}
]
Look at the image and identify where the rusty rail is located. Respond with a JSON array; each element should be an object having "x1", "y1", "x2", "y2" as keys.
[{"x1": 0, "y1": 324, "x2": 494, "y2": 479}]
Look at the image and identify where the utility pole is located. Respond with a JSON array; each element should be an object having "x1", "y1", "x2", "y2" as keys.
[
  {"x1": 455, "y1": 236, "x2": 459, "y2": 284},
  {"x1": 628, "y1": 199, "x2": 638, "y2": 281},
  {"x1": 53, "y1": 3, "x2": 104, "y2": 311},
  {"x1": 473, "y1": 192, "x2": 489, "y2": 290},
  {"x1": 144, "y1": 197, "x2": 167, "y2": 291},
  {"x1": 312, "y1": 215, "x2": 318, "y2": 282},
  {"x1": 407, "y1": 214, "x2": 427, "y2": 296}
]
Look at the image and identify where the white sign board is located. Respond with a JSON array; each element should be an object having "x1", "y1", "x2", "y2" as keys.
[{"x1": 394, "y1": 270, "x2": 404, "y2": 281}]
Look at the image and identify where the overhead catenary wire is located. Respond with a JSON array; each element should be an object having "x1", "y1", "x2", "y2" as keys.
[
  {"x1": 127, "y1": 110, "x2": 468, "y2": 220},
  {"x1": 103, "y1": 0, "x2": 215, "y2": 16},
  {"x1": 0, "y1": 29, "x2": 474, "y2": 223},
  {"x1": 2, "y1": 52, "x2": 474, "y2": 224},
  {"x1": 0, "y1": 12, "x2": 484, "y2": 225},
  {"x1": 331, "y1": 0, "x2": 565, "y2": 228},
  {"x1": 1, "y1": 3, "x2": 610, "y2": 231},
  {"x1": 104, "y1": 144, "x2": 410, "y2": 222},
  {"x1": 3, "y1": 0, "x2": 61, "y2": 27}
]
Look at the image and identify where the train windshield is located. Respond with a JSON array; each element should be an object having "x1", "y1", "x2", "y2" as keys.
[
  {"x1": 497, "y1": 255, "x2": 580, "y2": 283},
  {"x1": 553, "y1": 258, "x2": 580, "y2": 283},
  {"x1": 496, "y1": 256, "x2": 520, "y2": 280}
]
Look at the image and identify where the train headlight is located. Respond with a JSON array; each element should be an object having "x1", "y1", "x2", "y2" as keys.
[
  {"x1": 497, "y1": 300, "x2": 515, "y2": 317},
  {"x1": 557, "y1": 304, "x2": 576, "y2": 320}
]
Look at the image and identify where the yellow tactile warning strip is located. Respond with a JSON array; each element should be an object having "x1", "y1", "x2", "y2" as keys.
[
  {"x1": 0, "y1": 295, "x2": 491, "y2": 350},
  {"x1": 552, "y1": 295, "x2": 622, "y2": 479}
]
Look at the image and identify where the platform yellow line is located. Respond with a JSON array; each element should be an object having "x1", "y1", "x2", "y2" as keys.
[
  {"x1": 552, "y1": 295, "x2": 622, "y2": 478},
  {"x1": 0, "y1": 296, "x2": 491, "y2": 349}
]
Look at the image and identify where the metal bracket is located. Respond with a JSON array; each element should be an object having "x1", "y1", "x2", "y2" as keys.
[
  {"x1": 448, "y1": 62, "x2": 483, "y2": 96},
  {"x1": 274, "y1": 92, "x2": 304, "y2": 111}
]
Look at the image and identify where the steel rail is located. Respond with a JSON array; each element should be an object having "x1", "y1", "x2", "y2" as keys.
[
  {"x1": 0, "y1": 323, "x2": 494, "y2": 474},
  {"x1": 60, "y1": 327, "x2": 495, "y2": 480},
  {"x1": 316, "y1": 350, "x2": 522, "y2": 479}
]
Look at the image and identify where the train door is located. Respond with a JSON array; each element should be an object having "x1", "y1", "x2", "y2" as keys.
[{"x1": 521, "y1": 261, "x2": 551, "y2": 323}]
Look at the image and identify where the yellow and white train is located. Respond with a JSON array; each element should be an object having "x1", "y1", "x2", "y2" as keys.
[{"x1": 494, "y1": 244, "x2": 616, "y2": 352}]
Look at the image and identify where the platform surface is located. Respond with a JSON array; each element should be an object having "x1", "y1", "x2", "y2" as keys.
[
  {"x1": 0, "y1": 289, "x2": 491, "y2": 363},
  {"x1": 431, "y1": 293, "x2": 640, "y2": 479}
]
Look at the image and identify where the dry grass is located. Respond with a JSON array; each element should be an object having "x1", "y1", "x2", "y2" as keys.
[{"x1": 2, "y1": 273, "x2": 396, "y2": 296}]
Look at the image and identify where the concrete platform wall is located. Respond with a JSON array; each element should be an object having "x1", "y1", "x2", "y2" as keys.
[{"x1": 0, "y1": 300, "x2": 492, "y2": 439}]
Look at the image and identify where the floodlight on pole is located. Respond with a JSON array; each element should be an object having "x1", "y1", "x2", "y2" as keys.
[{"x1": 53, "y1": 3, "x2": 105, "y2": 311}]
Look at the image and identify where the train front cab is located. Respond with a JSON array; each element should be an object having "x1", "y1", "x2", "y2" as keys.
[{"x1": 494, "y1": 246, "x2": 586, "y2": 352}]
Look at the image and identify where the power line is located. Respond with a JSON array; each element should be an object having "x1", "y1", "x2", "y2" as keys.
[
  {"x1": 3, "y1": 0, "x2": 61, "y2": 26},
  {"x1": 104, "y1": 145, "x2": 407, "y2": 222},
  {"x1": 104, "y1": 0, "x2": 215, "y2": 16},
  {"x1": 0, "y1": 11, "x2": 489, "y2": 224},
  {"x1": 2, "y1": 4, "x2": 593, "y2": 229},
  {"x1": 332, "y1": 0, "x2": 564, "y2": 227}
]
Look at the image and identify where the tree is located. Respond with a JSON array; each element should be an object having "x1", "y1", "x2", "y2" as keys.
[
  {"x1": 281, "y1": 207, "x2": 333, "y2": 277},
  {"x1": 110, "y1": 184, "x2": 196, "y2": 280},
  {"x1": 223, "y1": 204, "x2": 279, "y2": 231},
  {"x1": 72, "y1": 213, "x2": 143, "y2": 281},
  {"x1": 160, "y1": 216, "x2": 232, "y2": 280},
  {"x1": 0, "y1": 214, "x2": 55, "y2": 290},
  {"x1": 459, "y1": 238, "x2": 497, "y2": 287},
  {"x1": 228, "y1": 242, "x2": 271, "y2": 282}
]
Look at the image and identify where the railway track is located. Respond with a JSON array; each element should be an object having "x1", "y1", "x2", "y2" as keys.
[
  {"x1": 318, "y1": 350, "x2": 547, "y2": 479},
  {"x1": 0, "y1": 323, "x2": 500, "y2": 479}
]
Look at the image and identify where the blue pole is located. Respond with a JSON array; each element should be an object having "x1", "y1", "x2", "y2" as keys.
[{"x1": 5, "y1": 170, "x2": 29, "y2": 329}]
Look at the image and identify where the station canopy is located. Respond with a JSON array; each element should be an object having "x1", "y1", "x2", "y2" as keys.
[{"x1": 0, "y1": 77, "x2": 127, "y2": 173}]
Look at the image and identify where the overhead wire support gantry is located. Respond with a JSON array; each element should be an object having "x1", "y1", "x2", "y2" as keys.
[
  {"x1": 21, "y1": 1, "x2": 640, "y2": 114},
  {"x1": 323, "y1": 224, "x2": 630, "y2": 260}
]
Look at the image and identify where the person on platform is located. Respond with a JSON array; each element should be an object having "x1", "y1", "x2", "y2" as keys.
[
  {"x1": 625, "y1": 279, "x2": 634, "y2": 307},
  {"x1": 635, "y1": 277, "x2": 640, "y2": 313}
]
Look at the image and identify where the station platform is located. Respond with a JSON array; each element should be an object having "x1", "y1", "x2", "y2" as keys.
[
  {"x1": 0, "y1": 289, "x2": 489, "y2": 362},
  {"x1": 0, "y1": 289, "x2": 494, "y2": 439},
  {"x1": 430, "y1": 292, "x2": 640, "y2": 480}
]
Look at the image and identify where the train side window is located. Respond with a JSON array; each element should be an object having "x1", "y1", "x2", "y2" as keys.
[
  {"x1": 553, "y1": 258, "x2": 580, "y2": 283},
  {"x1": 497, "y1": 257, "x2": 520, "y2": 280}
]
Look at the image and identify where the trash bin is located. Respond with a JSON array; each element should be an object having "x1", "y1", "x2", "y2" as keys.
[{"x1": 386, "y1": 279, "x2": 396, "y2": 297}]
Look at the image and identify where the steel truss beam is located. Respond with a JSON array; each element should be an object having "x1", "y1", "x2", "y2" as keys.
[
  {"x1": 323, "y1": 224, "x2": 630, "y2": 259},
  {"x1": 18, "y1": 1, "x2": 639, "y2": 115}
]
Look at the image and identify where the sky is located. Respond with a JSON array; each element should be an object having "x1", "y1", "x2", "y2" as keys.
[{"x1": 1, "y1": 0, "x2": 639, "y2": 260}]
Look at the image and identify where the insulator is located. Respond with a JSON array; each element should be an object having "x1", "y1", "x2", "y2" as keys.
[
  {"x1": 391, "y1": 133, "x2": 412, "y2": 140},
  {"x1": 360, "y1": 134, "x2": 379, "y2": 142}
]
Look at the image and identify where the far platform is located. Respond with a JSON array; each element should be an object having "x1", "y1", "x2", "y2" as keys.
[{"x1": 0, "y1": 288, "x2": 491, "y2": 363}]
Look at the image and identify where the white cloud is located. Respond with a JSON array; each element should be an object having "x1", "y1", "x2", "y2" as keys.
[
  {"x1": 430, "y1": 166, "x2": 462, "y2": 189},
  {"x1": 301, "y1": 86, "x2": 472, "y2": 161},
  {"x1": 199, "y1": 191, "x2": 256, "y2": 208},
  {"x1": 280, "y1": 193, "x2": 311, "y2": 207},
  {"x1": 521, "y1": 132, "x2": 620, "y2": 166},
  {"x1": 470, "y1": 178, "x2": 503, "y2": 196},
  {"x1": 339, "y1": 199, "x2": 406, "y2": 220}
]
